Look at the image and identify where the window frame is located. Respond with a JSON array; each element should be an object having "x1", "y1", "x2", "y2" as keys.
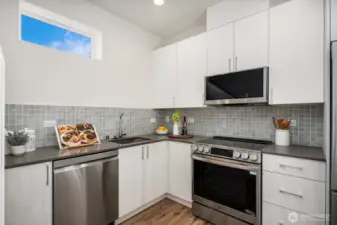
[{"x1": 19, "y1": 0, "x2": 102, "y2": 60}]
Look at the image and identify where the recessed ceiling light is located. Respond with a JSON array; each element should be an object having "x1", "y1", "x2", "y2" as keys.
[{"x1": 154, "y1": 0, "x2": 164, "y2": 6}]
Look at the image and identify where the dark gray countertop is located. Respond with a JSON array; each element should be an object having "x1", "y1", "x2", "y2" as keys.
[
  {"x1": 5, "y1": 134, "x2": 208, "y2": 169},
  {"x1": 262, "y1": 144, "x2": 326, "y2": 162}
]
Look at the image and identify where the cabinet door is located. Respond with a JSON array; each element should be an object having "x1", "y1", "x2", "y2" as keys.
[
  {"x1": 152, "y1": 44, "x2": 178, "y2": 108},
  {"x1": 234, "y1": 10, "x2": 269, "y2": 71},
  {"x1": 119, "y1": 146, "x2": 144, "y2": 217},
  {"x1": 207, "y1": 24, "x2": 234, "y2": 76},
  {"x1": 168, "y1": 142, "x2": 192, "y2": 202},
  {"x1": 269, "y1": 0, "x2": 324, "y2": 104},
  {"x1": 177, "y1": 33, "x2": 206, "y2": 108},
  {"x1": 144, "y1": 142, "x2": 168, "y2": 204},
  {"x1": 5, "y1": 162, "x2": 52, "y2": 225}
]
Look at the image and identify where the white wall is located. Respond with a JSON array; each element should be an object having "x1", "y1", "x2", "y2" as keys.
[{"x1": 0, "y1": 0, "x2": 161, "y2": 108}]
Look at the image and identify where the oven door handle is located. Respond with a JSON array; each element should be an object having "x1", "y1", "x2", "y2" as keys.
[{"x1": 192, "y1": 155, "x2": 259, "y2": 172}]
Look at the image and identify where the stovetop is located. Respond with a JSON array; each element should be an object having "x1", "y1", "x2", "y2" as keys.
[{"x1": 198, "y1": 136, "x2": 272, "y2": 151}]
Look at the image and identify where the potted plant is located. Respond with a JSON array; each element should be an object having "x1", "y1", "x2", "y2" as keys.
[
  {"x1": 172, "y1": 111, "x2": 183, "y2": 136},
  {"x1": 6, "y1": 131, "x2": 29, "y2": 156}
]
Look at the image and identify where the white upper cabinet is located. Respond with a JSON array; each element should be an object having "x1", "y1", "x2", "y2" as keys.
[
  {"x1": 207, "y1": 23, "x2": 234, "y2": 76},
  {"x1": 207, "y1": 0, "x2": 269, "y2": 30},
  {"x1": 6, "y1": 162, "x2": 52, "y2": 225},
  {"x1": 234, "y1": 10, "x2": 269, "y2": 71},
  {"x1": 152, "y1": 44, "x2": 178, "y2": 108},
  {"x1": 269, "y1": 0, "x2": 324, "y2": 104},
  {"x1": 177, "y1": 33, "x2": 206, "y2": 108}
]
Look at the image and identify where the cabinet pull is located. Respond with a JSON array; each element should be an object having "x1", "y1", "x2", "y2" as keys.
[
  {"x1": 147, "y1": 146, "x2": 149, "y2": 159},
  {"x1": 46, "y1": 164, "x2": 49, "y2": 186},
  {"x1": 235, "y1": 57, "x2": 238, "y2": 71},
  {"x1": 142, "y1": 146, "x2": 144, "y2": 160},
  {"x1": 228, "y1": 58, "x2": 231, "y2": 72},
  {"x1": 279, "y1": 164, "x2": 303, "y2": 171},
  {"x1": 279, "y1": 188, "x2": 303, "y2": 199},
  {"x1": 278, "y1": 221, "x2": 284, "y2": 225}
]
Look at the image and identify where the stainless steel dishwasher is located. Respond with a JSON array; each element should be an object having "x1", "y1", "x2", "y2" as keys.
[{"x1": 53, "y1": 151, "x2": 118, "y2": 225}]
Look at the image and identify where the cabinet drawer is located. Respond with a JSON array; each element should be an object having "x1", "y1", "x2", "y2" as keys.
[
  {"x1": 263, "y1": 171, "x2": 325, "y2": 215},
  {"x1": 263, "y1": 154, "x2": 325, "y2": 181},
  {"x1": 263, "y1": 202, "x2": 325, "y2": 225}
]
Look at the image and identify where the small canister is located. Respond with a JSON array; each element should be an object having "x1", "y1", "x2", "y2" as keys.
[
  {"x1": 25, "y1": 128, "x2": 36, "y2": 152},
  {"x1": 275, "y1": 129, "x2": 290, "y2": 146}
]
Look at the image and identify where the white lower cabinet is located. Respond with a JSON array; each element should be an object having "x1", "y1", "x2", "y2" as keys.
[
  {"x1": 168, "y1": 142, "x2": 192, "y2": 202},
  {"x1": 262, "y1": 153, "x2": 326, "y2": 225},
  {"x1": 119, "y1": 142, "x2": 168, "y2": 218},
  {"x1": 5, "y1": 162, "x2": 52, "y2": 225},
  {"x1": 263, "y1": 202, "x2": 325, "y2": 225},
  {"x1": 144, "y1": 142, "x2": 168, "y2": 204},
  {"x1": 119, "y1": 145, "x2": 144, "y2": 218}
]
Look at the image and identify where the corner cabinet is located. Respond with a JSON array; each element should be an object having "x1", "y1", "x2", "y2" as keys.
[
  {"x1": 119, "y1": 142, "x2": 168, "y2": 218},
  {"x1": 5, "y1": 162, "x2": 52, "y2": 225},
  {"x1": 269, "y1": 0, "x2": 324, "y2": 104},
  {"x1": 152, "y1": 34, "x2": 207, "y2": 109},
  {"x1": 168, "y1": 142, "x2": 192, "y2": 202},
  {"x1": 152, "y1": 44, "x2": 178, "y2": 109}
]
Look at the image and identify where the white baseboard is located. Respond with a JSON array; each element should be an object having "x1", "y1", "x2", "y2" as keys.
[
  {"x1": 165, "y1": 194, "x2": 192, "y2": 208},
  {"x1": 116, "y1": 195, "x2": 166, "y2": 224},
  {"x1": 116, "y1": 194, "x2": 192, "y2": 224}
]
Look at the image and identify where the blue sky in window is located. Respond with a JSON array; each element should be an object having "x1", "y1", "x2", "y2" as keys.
[{"x1": 21, "y1": 14, "x2": 92, "y2": 58}]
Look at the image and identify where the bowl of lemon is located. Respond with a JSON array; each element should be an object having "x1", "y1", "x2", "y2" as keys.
[{"x1": 156, "y1": 126, "x2": 168, "y2": 135}]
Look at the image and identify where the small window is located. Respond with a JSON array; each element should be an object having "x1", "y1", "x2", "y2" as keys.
[{"x1": 19, "y1": 1, "x2": 102, "y2": 59}]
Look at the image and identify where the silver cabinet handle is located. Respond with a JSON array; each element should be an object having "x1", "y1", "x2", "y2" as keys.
[
  {"x1": 141, "y1": 146, "x2": 144, "y2": 160},
  {"x1": 235, "y1": 57, "x2": 238, "y2": 71},
  {"x1": 46, "y1": 164, "x2": 49, "y2": 186},
  {"x1": 147, "y1": 146, "x2": 149, "y2": 159},
  {"x1": 279, "y1": 188, "x2": 303, "y2": 198},
  {"x1": 279, "y1": 164, "x2": 303, "y2": 171},
  {"x1": 228, "y1": 58, "x2": 231, "y2": 72}
]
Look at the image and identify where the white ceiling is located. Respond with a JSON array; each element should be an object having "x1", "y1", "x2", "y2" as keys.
[{"x1": 89, "y1": 0, "x2": 222, "y2": 39}]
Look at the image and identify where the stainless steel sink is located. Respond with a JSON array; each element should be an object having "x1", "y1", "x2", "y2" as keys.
[{"x1": 109, "y1": 137, "x2": 152, "y2": 145}]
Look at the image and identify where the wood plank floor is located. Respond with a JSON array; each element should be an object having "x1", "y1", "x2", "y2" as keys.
[{"x1": 120, "y1": 198, "x2": 211, "y2": 225}]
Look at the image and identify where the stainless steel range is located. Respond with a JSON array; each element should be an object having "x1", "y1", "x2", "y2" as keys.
[{"x1": 191, "y1": 136, "x2": 272, "y2": 225}]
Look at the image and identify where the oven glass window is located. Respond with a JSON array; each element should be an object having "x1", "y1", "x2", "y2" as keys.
[{"x1": 193, "y1": 160, "x2": 256, "y2": 215}]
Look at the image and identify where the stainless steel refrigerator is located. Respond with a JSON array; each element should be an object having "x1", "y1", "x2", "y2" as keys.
[{"x1": 332, "y1": 41, "x2": 337, "y2": 225}]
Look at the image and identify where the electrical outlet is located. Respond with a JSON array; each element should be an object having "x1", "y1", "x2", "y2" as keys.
[
  {"x1": 166, "y1": 116, "x2": 170, "y2": 123},
  {"x1": 187, "y1": 117, "x2": 195, "y2": 124},
  {"x1": 290, "y1": 120, "x2": 297, "y2": 127},
  {"x1": 44, "y1": 120, "x2": 57, "y2": 128},
  {"x1": 150, "y1": 118, "x2": 156, "y2": 123}
]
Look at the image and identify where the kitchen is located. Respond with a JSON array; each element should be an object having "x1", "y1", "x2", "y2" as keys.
[{"x1": 0, "y1": 0, "x2": 332, "y2": 225}]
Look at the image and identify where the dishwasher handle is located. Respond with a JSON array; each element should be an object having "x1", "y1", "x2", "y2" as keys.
[{"x1": 54, "y1": 156, "x2": 118, "y2": 174}]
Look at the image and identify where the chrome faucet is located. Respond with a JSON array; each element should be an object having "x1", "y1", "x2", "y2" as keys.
[{"x1": 118, "y1": 113, "x2": 126, "y2": 139}]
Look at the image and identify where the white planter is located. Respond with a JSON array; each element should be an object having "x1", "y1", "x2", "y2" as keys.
[
  {"x1": 173, "y1": 123, "x2": 180, "y2": 136},
  {"x1": 11, "y1": 145, "x2": 26, "y2": 156}
]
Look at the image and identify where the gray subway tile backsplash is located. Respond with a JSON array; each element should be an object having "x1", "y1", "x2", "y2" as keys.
[
  {"x1": 5, "y1": 104, "x2": 159, "y2": 148},
  {"x1": 5, "y1": 104, "x2": 324, "y2": 148},
  {"x1": 156, "y1": 104, "x2": 324, "y2": 147}
]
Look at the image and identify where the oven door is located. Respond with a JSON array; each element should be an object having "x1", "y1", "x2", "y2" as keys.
[{"x1": 192, "y1": 154, "x2": 261, "y2": 225}]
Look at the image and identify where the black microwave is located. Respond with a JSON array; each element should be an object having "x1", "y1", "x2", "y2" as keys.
[{"x1": 205, "y1": 67, "x2": 269, "y2": 105}]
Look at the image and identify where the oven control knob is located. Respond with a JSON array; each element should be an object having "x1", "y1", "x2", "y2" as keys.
[
  {"x1": 241, "y1": 152, "x2": 249, "y2": 160},
  {"x1": 233, "y1": 152, "x2": 241, "y2": 159},
  {"x1": 191, "y1": 144, "x2": 198, "y2": 151},
  {"x1": 249, "y1": 154, "x2": 258, "y2": 161},
  {"x1": 203, "y1": 146, "x2": 211, "y2": 153},
  {"x1": 198, "y1": 146, "x2": 204, "y2": 152}
]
